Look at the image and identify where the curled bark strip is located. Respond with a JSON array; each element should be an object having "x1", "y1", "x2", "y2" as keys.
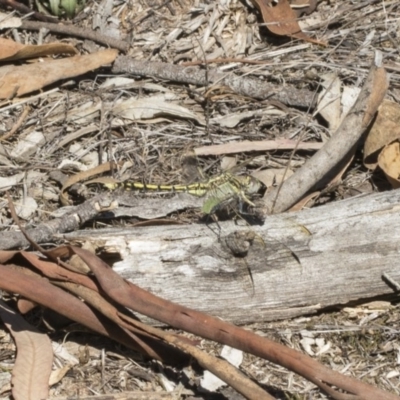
[
  {"x1": 58, "y1": 281, "x2": 272, "y2": 400},
  {"x1": 263, "y1": 60, "x2": 388, "y2": 214},
  {"x1": 112, "y1": 56, "x2": 317, "y2": 109},
  {"x1": 0, "y1": 264, "x2": 187, "y2": 363},
  {"x1": 0, "y1": 248, "x2": 274, "y2": 399}
]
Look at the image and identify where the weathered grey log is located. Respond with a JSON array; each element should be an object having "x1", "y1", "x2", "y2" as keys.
[{"x1": 65, "y1": 189, "x2": 400, "y2": 325}]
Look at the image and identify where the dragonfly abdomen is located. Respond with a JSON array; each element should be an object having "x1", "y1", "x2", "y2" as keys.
[{"x1": 110, "y1": 181, "x2": 209, "y2": 197}]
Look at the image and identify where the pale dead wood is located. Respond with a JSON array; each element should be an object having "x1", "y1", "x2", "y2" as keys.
[
  {"x1": 194, "y1": 139, "x2": 323, "y2": 156},
  {"x1": 65, "y1": 188, "x2": 400, "y2": 326},
  {"x1": 111, "y1": 57, "x2": 318, "y2": 109},
  {"x1": 0, "y1": 192, "x2": 204, "y2": 250},
  {"x1": 0, "y1": 194, "x2": 115, "y2": 250}
]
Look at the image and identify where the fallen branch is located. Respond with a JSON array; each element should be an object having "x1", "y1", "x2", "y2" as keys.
[
  {"x1": 56, "y1": 279, "x2": 273, "y2": 400},
  {"x1": 112, "y1": 56, "x2": 318, "y2": 109},
  {"x1": 0, "y1": 194, "x2": 115, "y2": 250},
  {"x1": 64, "y1": 188, "x2": 400, "y2": 325},
  {"x1": 263, "y1": 55, "x2": 388, "y2": 214},
  {"x1": 2, "y1": 199, "x2": 397, "y2": 399}
]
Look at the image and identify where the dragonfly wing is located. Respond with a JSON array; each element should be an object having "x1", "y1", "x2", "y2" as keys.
[
  {"x1": 202, "y1": 182, "x2": 239, "y2": 214},
  {"x1": 202, "y1": 195, "x2": 223, "y2": 214}
]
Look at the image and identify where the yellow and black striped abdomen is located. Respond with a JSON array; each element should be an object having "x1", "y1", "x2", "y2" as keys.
[{"x1": 105, "y1": 181, "x2": 209, "y2": 197}]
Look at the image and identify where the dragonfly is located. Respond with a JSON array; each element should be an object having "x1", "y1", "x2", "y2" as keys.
[
  {"x1": 101, "y1": 157, "x2": 270, "y2": 296},
  {"x1": 103, "y1": 171, "x2": 265, "y2": 216}
]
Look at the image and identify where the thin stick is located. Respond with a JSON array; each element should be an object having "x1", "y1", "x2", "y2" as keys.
[
  {"x1": 0, "y1": 105, "x2": 30, "y2": 142},
  {"x1": 20, "y1": 20, "x2": 130, "y2": 52},
  {"x1": 182, "y1": 57, "x2": 274, "y2": 66},
  {"x1": 0, "y1": 0, "x2": 58, "y2": 22}
]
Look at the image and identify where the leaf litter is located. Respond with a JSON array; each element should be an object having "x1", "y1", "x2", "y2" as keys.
[{"x1": 0, "y1": 0, "x2": 399, "y2": 399}]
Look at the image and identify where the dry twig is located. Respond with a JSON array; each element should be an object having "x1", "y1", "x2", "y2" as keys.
[
  {"x1": 20, "y1": 20, "x2": 130, "y2": 52},
  {"x1": 112, "y1": 57, "x2": 318, "y2": 109},
  {"x1": 0, "y1": 194, "x2": 116, "y2": 249},
  {"x1": 0, "y1": 105, "x2": 29, "y2": 142},
  {"x1": 0, "y1": 0, "x2": 58, "y2": 22}
]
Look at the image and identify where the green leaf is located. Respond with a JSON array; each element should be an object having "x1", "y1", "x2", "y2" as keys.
[
  {"x1": 36, "y1": 0, "x2": 85, "y2": 18},
  {"x1": 61, "y1": 0, "x2": 79, "y2": 18},
  {"x1": 49, "y1": 0, "x2": 60, "y2": 16}
]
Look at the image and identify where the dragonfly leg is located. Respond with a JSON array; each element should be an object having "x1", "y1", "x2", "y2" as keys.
[
  {"x1": 236, "y1": 191, "x2": 257, "y2": 216},
  {"x1": 204, "y1": 213, "x2": 223, "y2": 237}
]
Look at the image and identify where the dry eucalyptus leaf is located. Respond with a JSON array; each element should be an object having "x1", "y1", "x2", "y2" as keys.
[
  {"x1": 195, "y1": 139, "x2": 322, "y2": 156},
  {"x1": 211, "y1": 108, "x2": 285, "y2": 128},
  {"x1": 221, "y1": 156, "x2": 237, "y2": 171},
  {"x1": 317, "y1": 73, "x2": 341, "y2": 133},
  {"x1": 15, "y1": 197, "x2": 38, "y2": 220},
  {"x1": 112, "y1": 97, "x2": 205, "y2": 125},
  {"x1": 317, "y1": 75, "x2": 360, "y2": 134},
  {"x1": 364, "y1": 100, "x2": 400, "y2": 169},
  {"x1": 0, "y1": 172, "x2": 25, "y2": 190},
  {"x1": 0, "y1": 49, "x2": 117, "y2": 99},
  {"x1": 0, "y1": 38, "x2": 77, "y2": 62},
  {"x1": 0, "y1": 300, "x2": 52, "y2": 400},
  {"x1": 249, "y1": 0, "x2": 325, "y2": 45},
  {"x1": 10, "y1": 131, "x2": 45, "y2": 159},
  {"x1": 253, "y1": 168, "x2": 293, "y2": 188},
  {"x1": 378, "y1": 141, "x2": 400, "y2": 189}
]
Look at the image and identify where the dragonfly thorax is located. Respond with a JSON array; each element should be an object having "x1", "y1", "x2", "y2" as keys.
[{"x1": 235, "y1": 175, "x2": 263, "y2": 195}]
